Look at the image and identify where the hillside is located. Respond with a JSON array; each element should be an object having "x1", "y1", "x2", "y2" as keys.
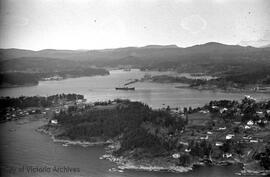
[
  {"x1": 1, "y1": 42, "x2": 270, "y2": 87},
  {"x1": 1, "y1": 43, "x2": 270, "y2": 72},
  {"x1": 0, "y1": 57, "x2": 109, "y2": 87}
]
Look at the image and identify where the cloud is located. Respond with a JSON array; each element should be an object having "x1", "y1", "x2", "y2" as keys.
[{"x1": 180, "y1": 15, "x2": 207, "y2": 34}]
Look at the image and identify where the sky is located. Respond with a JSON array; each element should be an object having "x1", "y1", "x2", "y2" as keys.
[{"x1": 0, "y1": 0, "x2": 270, "y2": 50}]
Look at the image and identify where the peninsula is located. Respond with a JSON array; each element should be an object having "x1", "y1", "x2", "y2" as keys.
[{"x1": 27, "y1": 96, "x2": 270, "y2": 176}]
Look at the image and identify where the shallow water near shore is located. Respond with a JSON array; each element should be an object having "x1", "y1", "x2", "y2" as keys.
[{"x1": 0, "y1": 119, "x2": 260, "y2": 177}]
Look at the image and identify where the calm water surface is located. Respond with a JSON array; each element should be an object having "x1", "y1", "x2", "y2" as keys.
[
  {"x1": 0, "y1": 69, "x2": 269, "y2": 108},
  {"x1": 0, "y1": 69, "x2": 268, "y2": 177}
]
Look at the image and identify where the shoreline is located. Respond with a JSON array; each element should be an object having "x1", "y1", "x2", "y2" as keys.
[
  {"x1": 0, "y1": 73, "x2": 109, "y2": 88},
  {"x1": 37, "y1": 126, "x2": 194, "y2": 173},
  {"x1": 0, "y1": 83, "x2": 38, "y2": 88},
  {"x1": 100, "y1": 142, "x2": 193, "y2": 173},
  {"x1": 36, "y1": 126, "x2": 112, "y2": 147},
  {"x1": 36, "y1": 125, "x2": 269, "y2": 176}
]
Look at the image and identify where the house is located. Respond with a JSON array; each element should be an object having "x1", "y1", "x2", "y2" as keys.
[
  {"x1": 199, "y1": 110, "x2": 209, "y2": 114},
  {"x1": 220, "y1": 108, "x2": 228, "y2": 114},
  {"x1": 51, "y1": 119, "x2": 58, "y2": 124},
  {"x1": 226, "y1": 134, "x2": 234, "y2": 140},
  {"x1": 245, "y1": 95, "x2": 256, "y2": 101},
  {"x1": 185, "y1": 148, "x2": 191, "y2": 152},
  {"x1": 212, "y1": 106, "x2": 219, "y2": 109},
  {"x1": 247, "y1": 120, "x2": 254, "y2": 126},
  {"x1": 207, "y1": 131, "x2": 213, "y2": 135},
  {"x1": 250, "y1": 139, "x2": 258, "y2": 143},
  {"x1": 243, "y1": 136, "x2": 251, "y2": 140},
  {"x1": 172, "y1": 153, "x2": 180, "y2": 159},
  {"x1": 244, "y1": 125, "x2": 251, "y2": 129},
  {"x1": 256, "y1": 111, "x2": 263, "y2": 114},
  {"x1": 215, "y1": 142, "x2": 224, "y2": 147},
  {"x1": 200, "y1": 135, "x2": 208, "y2": 140},
  {"x1": 223, "y1": 153, "x2": 232, "y2": 158},
  {"x1": 218, "y1": 127, "x2": 227, "y2": 130},
  {"x1": 179, "y1": 141, "x2": 189, "y2": 146}
]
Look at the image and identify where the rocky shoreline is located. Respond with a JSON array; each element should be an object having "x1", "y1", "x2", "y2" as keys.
[
  {"x1": 36, "y1": 125, "x2": 112, "y2": 147},
  {"x1": 37, "y1": 124, "x2": 269, "y2": 176},
  {"x1": 100, "y1": 142, "x2": 193, "y2": 173}
]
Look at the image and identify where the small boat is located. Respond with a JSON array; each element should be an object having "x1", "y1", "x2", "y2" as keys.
[{"x1": 115, "y1": 87, "x2": 135, "y2": 91}]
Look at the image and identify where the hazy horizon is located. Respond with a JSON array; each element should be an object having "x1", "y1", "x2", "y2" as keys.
[
  {"x1": 1, "y1": 0, "x2": 270, "y2": 50},
  {"x1": 0, "y1": 41, "x2": 268, "y2": 51}
]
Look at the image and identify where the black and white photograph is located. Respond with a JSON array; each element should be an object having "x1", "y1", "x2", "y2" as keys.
[{"x1": 0, "y1": 0, "x2": 270, "y2": 176}]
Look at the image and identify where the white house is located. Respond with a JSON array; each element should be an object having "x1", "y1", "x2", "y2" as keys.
[
  {"x1": 199, "y1": 110, "x2": 209, "y2": 114},
  {"x1": 185, "y1": 148, "x2": 191, "y2": 153},
  {"x1": 218, "y1": 127, "x2": 227, "y2": 130},
  {"x1": 223, "y1": 153, "x2": 232, "y2": 158},
  {"x1": 226, "y1": 134, "x2": 234, "y2": 140},
  {"x1": 220, "y1": 108, "x2": 228, "y2": 114},
  {"x1": 247, "y1": 120, "x2": 254, "y2": 126},
  {"x1": 244, "y1": 125, "x2": 251, "y2": 129},
  {"x1": 179, "y1": 141, "x2": 189, "y2": 146},
  {"x1": 250, "y1": 139, "x2": 258, "y2": 143},
  {"x1": 172, "y1": 153, "x2": 180, "y2": 159},
  {"x1": 212, "y1": 106, "x2": 219, "y2": 109},
  {"x1": 245, "y1": 95, "x2": 256, "y2": 101},
  {"x1": 200, "y1": 135, "x2": 208, "y2": 140},
  {"x1": 51, "y1": 119, "x2": 58, "y2": 124},
  {"x1": 215, "y1": 142, "x2": 224, "y2": 147}
]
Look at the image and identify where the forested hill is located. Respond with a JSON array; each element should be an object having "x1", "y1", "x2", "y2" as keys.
[
  {"x1": 1, "y1": 43, "x2": 270, "y2": 74},
  {"x1": 1, "y1": 43, "x2": 270, "y2": 87},
  {"x1": 0, "y1": 57, "x2": 109, "y2": 87}
]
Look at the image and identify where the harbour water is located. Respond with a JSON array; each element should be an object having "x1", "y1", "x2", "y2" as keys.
[{"x1": 0, "y1": 69, "x2": 269, "y2": 109}]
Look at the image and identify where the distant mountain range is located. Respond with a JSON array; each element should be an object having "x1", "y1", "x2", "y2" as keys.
[
  {"x1": 1, "y1": 42, "x2": 270, "y2": 61},
  {"x1": 1, "y1": 42, "x2": 270, "y2": 76}
]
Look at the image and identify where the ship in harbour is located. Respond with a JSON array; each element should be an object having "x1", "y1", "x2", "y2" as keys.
[{"x1": 115, "y1": 87, "x2": 135, "y2": 91}]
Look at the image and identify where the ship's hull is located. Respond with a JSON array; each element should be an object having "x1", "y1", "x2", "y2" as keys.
[{"x1": 115, "y1": 87, "x2": 135, "y2": 90}]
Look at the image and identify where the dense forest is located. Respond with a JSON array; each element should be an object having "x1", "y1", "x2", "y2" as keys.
[
  {"x1": 0, "y1": 68, "x2": 109, "y2": 86},
  {"x1": 53, "y1": 100, "x2": 186, "y2": 155},
  {"x1": 0, "y1": 93, "x2": 83, "y2": 109},
  {"x1": 0, "y1": 72, "x2": 39, "y2": 86},
  {"x1": 150, "y1": 69, "x2": 270, "y2": 89}
]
